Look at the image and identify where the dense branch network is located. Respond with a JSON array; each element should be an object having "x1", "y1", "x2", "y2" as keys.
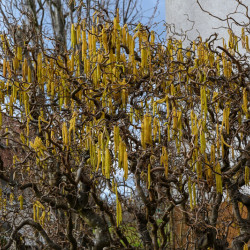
[{"x1": 0, "y1": 0, "x2": 249, "y2": 249}]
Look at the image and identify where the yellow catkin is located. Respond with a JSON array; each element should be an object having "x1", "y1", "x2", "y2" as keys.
[
  {"x1": 17, "y1": 46, "x2": 22, "y2": 61},
  {"x1": 121, "y1": 89, "x2": 127, "y2": 108},
  {"x1": 9, "y1": 192, "x2": 14, "y2": 205},
  {"x1": 243, "y1": 243, "x2": 248, "y2": 250},
  {"x1": 13, "y1": 57, "x2": 19, "y2": 73},
  {"x1": 71, "y1": 52, "x2": 74, "y2": 72},
  {"x1": 211, "y1": 144, "x2": 215, "y2": 165},
  {"x1": 172, "y1": 107, "x2": 177, "y2": 131},
  {"x1": 245, "y1": 166, "x2": 249, "y2": 186},
  {"x1": 161, "y1": 146, "x2": 168, "y2": 177},
  {"x1": 3, "y1": 58, "x2": 6, "y2": 77},
  {"x1": 18, "y1": 195, "x2": 24, "y2": 210},
  {"x1": 221, "y1": 134, "x2": 231, "y2": 148},
  {"x1": 62, "y1": 122, "x2": 68, "y2": 146},
  {"x1": 28, "y1": 66, "x2": 32, "y2": 82},
  {"x1": 147, "y1": 164, "x2": 151, "y2": 189},
  {"x1": 22, "y1": 58, "x2": 28, "y2": 80},
  {"x1": 40, "y1": 211, "x2": 46, "y2": 226},
  {"x1": 115, "y1": 184, "x2": 122, "y2": 226},
  {"x1": 114, "y1": 126, "x2": 119, "y2": 157},
  {"x1": 150, "y1": 31, "x2": 155, "y2": 45},
  {"x1": 141, "y1": 120, "x2": 145, "y2": 148},
  {"x1": 242, "y1": 88, "x2": 248, "y2": 117},
  {"x1": 118, "y1": 140, "x2": 124, "y2": 168},
  {"x1": 33, "y1": 204, "x2": 37, "y2": 222},
  {"x1": 166, "y1": 97, "x2": 170, "y2": 119},
  {"x1": 105, "y1": 148, "x2": 111, "y2": 179},
  {"x1": 36, "y1": 205, "x2": 40, "y2": 222},
  {"x1": 92, "y1": 26, "x2": 96, "y2": 55},
  {"x1": 71, "y1": 24, "x2": 76, "y2": 48},
  {"x1": 77, "y1": 25, "x2": 81, "y2": 44},
  {"x1": 124, "y1": 148, "x2": 128, "y2": 180},
  {"x1": 205, "y1": 154, "x2": 212, "y2": 186},
  {"x1": 82, "y1": 30, "x2": 87, "y2": 60},
  {"x1": 246, "y1": 36, "x2": 250, "y2": 51},
  {"x1": 215, "y1": 163, "x2": 222, "y2": 193}
]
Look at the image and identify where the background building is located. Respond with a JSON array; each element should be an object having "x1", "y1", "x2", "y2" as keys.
[{"x1": 165, "y1": 0, "x2": 248, "y2": 44}]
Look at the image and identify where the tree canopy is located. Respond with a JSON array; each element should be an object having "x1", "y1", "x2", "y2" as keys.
[{"x1": 0, "y1": 1, "x2": 249, "y2": 249}]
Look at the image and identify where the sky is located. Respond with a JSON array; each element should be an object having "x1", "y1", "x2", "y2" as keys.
[
  {"x1": 145, "y1": 0, "x2": 166, "y2": 23},
  {"x1": 140, "y1": 0, "x2": 166, "y2": 36}
]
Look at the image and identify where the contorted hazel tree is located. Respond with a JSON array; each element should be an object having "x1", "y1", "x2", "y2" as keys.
[{"x1": 0, "y1": 4, "x2": 250, "y2": 250}]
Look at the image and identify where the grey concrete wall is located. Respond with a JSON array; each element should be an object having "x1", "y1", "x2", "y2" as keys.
[{"x1": 165, "y1": 0, "x2": 248, "y2": 43}]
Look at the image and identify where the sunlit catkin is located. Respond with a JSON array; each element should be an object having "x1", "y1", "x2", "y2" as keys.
[
  {"x1": 160, "y1": 146, "x2": 168, "y2": 177},
  {"x1": 3, "y1": 59, "x2": 6, "y2": 77},
  {"x1": 71, "y1": 24, "x2": 76, "y2": 48},
  {"x1": 18, "y1": 195, "x2": 23, "y2": 210},
  {"x1": 244, "y1": 243, "x2": 248, "y2": 250},
  {"x1": 124, "y1": 149, "x2": 128, "y2": 180},
  {"x1": 245, "y1": 166, "x2": 249, "y2": 186},
  {"x1": 105, "y1": 148, "x2": 111, "y2": 179},
  {"x1": 215, "y1": 163, "x2": 222, "y2": 193},
  {"x1": 115, "y1": 184, "x2": 122, "y2": 226},
  {"x1": 172, "y1": 107, "x2": 177, "y2": 131},
  {"x1": 147, "y1": 164, "x2": 151, "y2": 189},
  {"x1": 17, "y1": 46, "x2": 22, "y2": 61},
  {"x1": 114, "y1": 126, "x2": 119, "y2": 157},
  {"x1": 242, "y1": 88, "x2": 248, "y2": 117},
  {"x1": 33, "y1": 204, "x2": 37, "y2": 222},
  {"x1": 62, "y1": 122, "x2": 68, "y2": 146}
]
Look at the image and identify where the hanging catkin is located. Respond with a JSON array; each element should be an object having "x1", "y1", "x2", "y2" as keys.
[
  {"x1": 62, "y1": 122, "x2": 68, "y2": 146},
  {"x1": 71, "y1": 24, "x2": 76, "y2": 48},
  {"x1": 18, "y1": 195, "x2": 23, "y2": 210},
  {"x1": 215, "y1": 163, "x2": 222, "y2": 193},
  {"x1": 115, "y1": 184, "x2": 122, "y2": 226},
  {"x1": 124, "y1": 148, "x2": 128, "y2": 180},
  {"x1": 105, "y1": 148, "x2": 111, "y2": 179},
  {"x1": 245, "y1": 166, "x2": 249, "y2": 186},
  {"x1": 141, "y1": 120, "x2": 145, "y2": 149},
  {"x1": 160, "y1": 146, "x2": 168, "y2": 177},
  {"x1": 147, "y1": 164, "x2": 151, "y2": 189},
  {"x1": 3, "y1": 59, "x2": 6, "y2": 77}
]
